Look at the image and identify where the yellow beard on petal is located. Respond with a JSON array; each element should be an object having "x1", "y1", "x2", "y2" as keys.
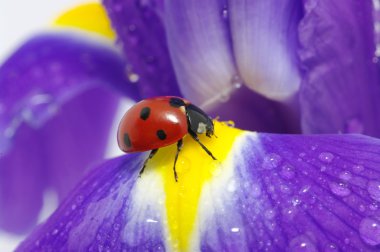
[
  {"x1": 146, "y1": 121, "x2": 243, "y2": 251},
  {"x1": 53, "y1": 3, "x2": 115, "y2": 40}
]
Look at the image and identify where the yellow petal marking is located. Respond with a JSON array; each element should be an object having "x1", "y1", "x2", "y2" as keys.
[
  {"x1": 147, "y1": 121, "x2": 243, "y2": 251},
  {"x1": 53, "y1": 2, "x2": 115, "y2": 39}
]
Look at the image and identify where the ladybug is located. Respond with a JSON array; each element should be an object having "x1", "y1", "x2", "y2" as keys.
[{"x1": 117, "y1": 96, "x2": 217, "y2": 181}]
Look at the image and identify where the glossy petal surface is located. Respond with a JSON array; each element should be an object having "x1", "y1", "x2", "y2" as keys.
[
  {"x1": 0, "y1": 32, "x2": 139, "y2": 154},
  {"x1": 165, "y1": 0, "x2": 237, "y2": 107},
  {"x1": 0, "y1": 33, "x2": 136, "y2": 233},
  {"x1": 103, "y1": 0, "x2": 181, "y2": 98},
  {"x1": 299, "y1": 0, "x2": 380, "y2": 136},
  {"x1": 229, "y1": 0, "x2": 302, "y2": 101},
  {"x1": 18, "y1": 123, "x2": 380, "y2": 251}
]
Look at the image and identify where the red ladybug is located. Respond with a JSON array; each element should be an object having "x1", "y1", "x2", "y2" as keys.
[{"x1": 117, "y1": 96, "x2": 216, "y2": 181}]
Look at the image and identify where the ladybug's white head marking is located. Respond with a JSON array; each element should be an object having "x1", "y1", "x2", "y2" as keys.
[{"x1": 197, "y1": 122, "x2": 207, "y2": 134}]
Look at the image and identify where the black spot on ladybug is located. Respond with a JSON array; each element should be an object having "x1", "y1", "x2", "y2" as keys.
[
  {"x1": 156, "y1": 130, "x2": 167, "y2": 140},
  {"x1": 140, "y1": 107, "x2": 151, "y2": 120},
  {"x1": 124, "y1": 133, "x2": 132, "y2": 148},
  {"x1": 169, "y1": 97, "x2": 185, "y2": 108}
]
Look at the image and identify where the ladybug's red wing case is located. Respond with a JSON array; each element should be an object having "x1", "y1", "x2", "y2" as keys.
[{"x1": 117, "y1": 97, "x2": 188, "y2": 152}]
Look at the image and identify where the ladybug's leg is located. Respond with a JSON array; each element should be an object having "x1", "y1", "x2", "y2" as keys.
[
  {"x1": 139, "y1": 149, "x2": 158, "y2": 177},
  {"x1": 188, "y1": 130, "x2": 217, "y2": 160},
  {"x1": 173, "y1": 139, "x2": 183, "y2": 182}
]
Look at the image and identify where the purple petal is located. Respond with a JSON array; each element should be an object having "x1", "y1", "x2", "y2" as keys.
[
  {"x1": 165, "y1": 0, "x2": 238, "y2": 107},
  {"x1": 17, "y1": 131, "x2": 380, "y2": 251},
  {"x1": 208, "y1": 85, "x2": 301, "y2": 133},
  {"x1": 103, "y1": 0, "x2": 182, "y2": 98},
  {"x1": 299, "y1": 0, "x2": 380, "y2": 136},
  {"x1": 229, "y1": 0, "x2": 302, "y2": 101},
  {"x1": 0, "y1": 87, "x2": 120, "y2": 234},
  {"x1": 0, "y1": 32, "x2": 139, "y2": 154},
  {"x1": 0, "y1": 32, "x2": 136, "y2": 233}
]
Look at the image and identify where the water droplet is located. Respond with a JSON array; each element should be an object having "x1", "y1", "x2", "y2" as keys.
[
  {"x1": 251, "y1": 184, "x2": 262, "y2": 197},
  {"x1": 318, "y1": 152, "x2": 334, "y2": 163},
  {"x1": 320, "y1": 166, "x2": 327, "y2": 172},
  {"x1": 339, "y1": 171, "x2": 352, "y2": 181},
  {"x1": 345, "y1": 118, "x2": 364, "y2": 134},
  {"x1": 369, "y1": 202, "x2": 378, "y2": 210},
  {"x1": 280, "y1": 184, "x2": 292, "y2": 194},
  {"x1": 113, "y1": 223, "x2": 121, "y2": 231},
  {"x1": 22, "y1": 93, "x2": 58, "y2": 127},
  {"x1": 146, "y1": 218, "x2": 158, "y2": 223},
  {"x1": 281, "y1": 164, "x2": 295, "y2": 179},
  {"x1": 329, "y1": 182, "x2": 351, "y2": 197},
  {"x1": 227, "y1": 179, "x2": 237, "y2": 192},
  {"x1": 352, "y1": 164, "x2": 364, "y2": 173},
  {"x1": 324, "y1": 243, "x2": 338, "y2": 252},
  {"x1": 230, "y1": 227, "x2": 240, "y2": 232},
  {"x1": 262, "y1": 153, "x2": 282, "y2": 170},
  {"x1": 300, "y1": 185, "x2": 311, "y2": 194},
  {"x1": 52, "y1": 229, "x2": 59, "y2": 235},
  {"x1": 288, "y1": 235, "x2": 317, "y2": 252},
  {"x1": 221, "y1": 5, "x2": 229, "y2": 19},
  {"x1": 231, "y1": 74, "x2": 242, "y2": 89},
  {"x1": 264, "y1": 209, "x2": 276, "y2": 219},
  {"x1": 76, "y1": 195, "x2": 84, "y2": 204},
  {"x1": 359, "y1": 218, "x2": 380, "y2": 245},
  {"x1": 292, "y1": 197, "x2": 302, "y2": 206},
  {"x1": 368, "y1": 180, "x2": 380, "y2": 202},
  {"x1": 282, "y1": 207, "x2": 297, "y2": 220}
]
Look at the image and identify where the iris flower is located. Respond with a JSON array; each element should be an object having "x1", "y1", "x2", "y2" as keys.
[{"x1": 1, "y1": 0, "x2": 380, "y2": 251}]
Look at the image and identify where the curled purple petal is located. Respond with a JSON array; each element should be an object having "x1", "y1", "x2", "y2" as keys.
[
  {"x1": 0, "y1": 32, "x2": 139, "y2": 154},
  {"x1": 299, "y1": 0, "x2": 380, "y2": 136},
  {"x1": 103, "y1": 0, "x2": 182, "y2": 98},
  {"x1": 17, "y1": 127, "x2": 380, "y2": 251},
  {"x1": 0, "y1": 32, "x2": 136, "y2": 233},
  {"x1": 229, "y1": 0, "x2": 302, "y2": 101}
]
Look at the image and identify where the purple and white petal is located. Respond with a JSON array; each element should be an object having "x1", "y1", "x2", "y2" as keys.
[
  {"x1": 165, "y1": 0, "x2": 238, "y2": 107},
  {"x1": 0, "y1": 32, "x2": 136, "y2": 233},
  {"x1": 229, "y1": 0, "x2": 303, "y2": 101},
  {"x1": 198, "y1": 133, "x2": 380, "y2": 251},
  {"x1": 299, "y1": 0, "x2": 380, "y2": 136},
  {"x1": 17, "y1": 131, "x2": 380, "y2": 251},
  {"x1": 103, "y1": 0, "x2": 182, "y2": 98}
]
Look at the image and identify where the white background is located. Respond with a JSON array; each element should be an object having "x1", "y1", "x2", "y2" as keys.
[{"x1": 0, "y1": 1, "x2": 104, "y2": 251}]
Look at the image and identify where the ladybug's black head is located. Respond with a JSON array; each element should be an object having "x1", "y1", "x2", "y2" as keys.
[{"x1": 185, "y1": 104, "x2": 214, "y2": 137}]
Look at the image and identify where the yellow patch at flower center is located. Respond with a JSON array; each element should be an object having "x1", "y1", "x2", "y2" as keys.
[
  {"x1": 53, "y1": 3, "x2": 115, "y2": 39},
  {"x1": 147, "y1": 121, "x2": 243, "y2": 251}
]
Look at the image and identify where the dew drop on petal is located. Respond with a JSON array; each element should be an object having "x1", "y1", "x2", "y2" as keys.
[
  {"x1": 230, "y1": 227, "x2": 240, "y2": 233},
  {"x1": 22, "y1": 93, "x2": 59, "y2": 128},
  {"x1": 329, "y1": 182, "x2": 351, "y2": 197},
  {"x1": 318, "y1": 152, "x2": 334, "y2": 163},
  {"x1": 324, "y1": 243, "x2": 339, "y2": 252},
  {"x1": 352, "y1": 164, "x2": 364, "y2": 173},
  {"x1": 251, "y1": 184, "x2": 262, "y2": 197},
  {"x1": 368, "y1": 180, "x2": 380, "y2": 202},
  {"x1": 359, "y1": 218, "x2": 380, "y2": 246},
  {"x1": 262, "y1": 153, "x2": 282, "y2": 170},
  {"x1": 288, "y1": 235, "x2": 317, "y2": 252},
  {"x1": 281, "y1": 164, "x2": 295, "y2": 179},
  {"x1": 339, "y1": 171, "x2": 352, "y2": 181},
  {"x1": 221, "y1": 5, "x2": 229, "y2": 19}
]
